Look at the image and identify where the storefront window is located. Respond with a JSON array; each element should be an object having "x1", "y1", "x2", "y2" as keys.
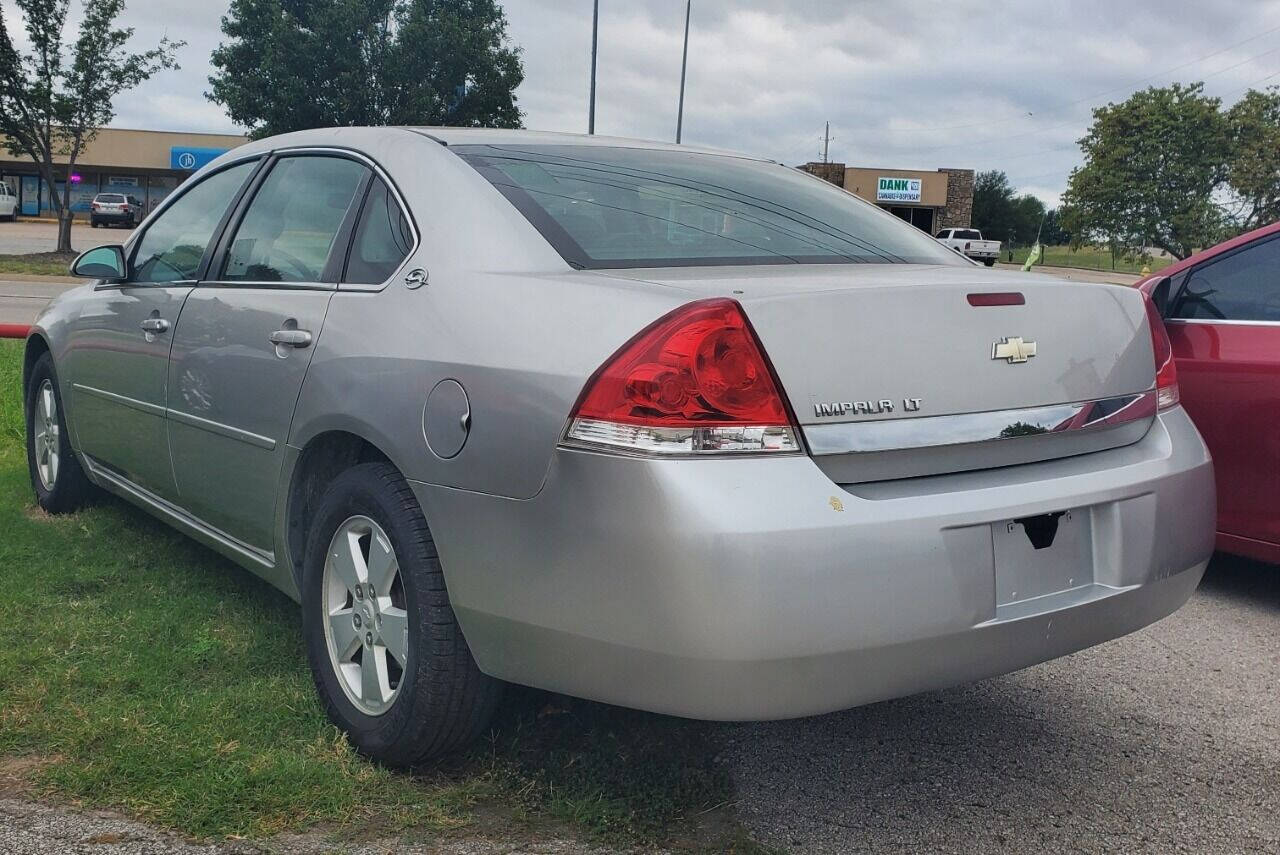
[{"x1": 147, "y1": 175, "x2": 179, "y2": 214}]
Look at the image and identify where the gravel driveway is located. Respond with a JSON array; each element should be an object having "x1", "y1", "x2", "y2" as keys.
[{"x1": 723, "y1": 554, "x2": 1279, "y2": 853}]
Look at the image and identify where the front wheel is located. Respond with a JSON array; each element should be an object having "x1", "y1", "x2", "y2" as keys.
[
  {"x1": 25, "y1": 352, "x2": 93, "y2": 513},
  {"x1": 301, "y1": 462, "x2": 500, "y2": 767}
]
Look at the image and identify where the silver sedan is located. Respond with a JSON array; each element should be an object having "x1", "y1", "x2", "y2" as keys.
[{"x1": 22, "y1": 128, "x2": 1215, "y2": 765}]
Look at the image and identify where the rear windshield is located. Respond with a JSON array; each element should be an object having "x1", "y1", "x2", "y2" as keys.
[
  {"x1": 951, "y1": 229, "x2": 982, "y2": 240},
  {"x1": 96, "y1": 194, "x2": 126, "y2": 203},
  {"x1": 456, "y1": 144, "x2": 964, "y2": 269}
]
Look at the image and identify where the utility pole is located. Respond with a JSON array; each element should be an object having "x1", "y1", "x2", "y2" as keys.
[
  {"x1": 675, "y1": 0, "x2": 691, "y2": 143},
  {"x1": 821, "y1": 121, "x2": 833, "y2": 164},
  {"x1": 588, "y1": 0, "x2": 599, "y2": 134}
]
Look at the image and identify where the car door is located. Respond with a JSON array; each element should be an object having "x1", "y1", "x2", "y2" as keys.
[
  {"x1": 165, "y1": 152, "x2": 372, "y2": 553},
  {"x1": 1165, "y1": 234, "x2": 1280, "y2": 553},
  {"x1": 61, "y1": 158, "x2": 260, "y2": 502}
]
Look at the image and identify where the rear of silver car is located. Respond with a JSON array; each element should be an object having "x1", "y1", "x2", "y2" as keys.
[{"x1": 417, "y1": 268, "x2": 1214, "y2": 719}]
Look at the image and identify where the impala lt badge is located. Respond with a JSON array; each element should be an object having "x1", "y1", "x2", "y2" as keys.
[
  {"x1": 814, "y1": 397, "x2": 923, "y2": 418},
  {"x1": 992, "y1": 336, "x2": 1037, "y2": 363}
]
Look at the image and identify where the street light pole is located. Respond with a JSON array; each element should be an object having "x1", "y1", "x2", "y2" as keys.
[
  {"x1": 589, "y1": 0, "x2": 599, "y2": 134},
  {"x1": 675, "y1": 0, "x2": 691, "y2": 143}
]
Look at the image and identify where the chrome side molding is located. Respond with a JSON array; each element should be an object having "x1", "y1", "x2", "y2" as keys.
[{"x1": 804, "y1": 390, "x2": 1158, "y2": 456}]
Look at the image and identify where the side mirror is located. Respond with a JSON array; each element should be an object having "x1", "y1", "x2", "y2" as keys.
[
  {"x1": 71, "y1": 245, "x2": 127, "y2": 280},
  {"x1": 1148, "y1": 276, "x2": 1171, "y2": 317}
]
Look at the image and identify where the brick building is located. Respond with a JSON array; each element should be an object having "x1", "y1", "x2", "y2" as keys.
[{"x1": 800, "y1": 162, "x2": 975, "y2": 235}]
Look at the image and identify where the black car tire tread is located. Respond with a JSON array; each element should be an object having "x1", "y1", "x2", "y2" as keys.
[
  {"x1": 301, "y1": 461, "x2": 500, "y2": 766},
  {"x1": 25, "y1": 352, "x2": 94, "y2": 513}
]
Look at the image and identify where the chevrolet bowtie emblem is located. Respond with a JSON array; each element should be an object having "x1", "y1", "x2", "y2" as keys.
[{"x1": 992, "y1": 336, "x2": 1037, "y2": 363}]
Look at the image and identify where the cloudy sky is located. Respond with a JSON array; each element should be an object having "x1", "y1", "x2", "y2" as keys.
[{"x1": 8, "y1": 0, "x2": 1280, "y2": 206}]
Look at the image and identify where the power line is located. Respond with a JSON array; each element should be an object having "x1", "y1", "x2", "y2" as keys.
[{"x1": 881, "y1": 22, "x2": 1280, "y2": 136}]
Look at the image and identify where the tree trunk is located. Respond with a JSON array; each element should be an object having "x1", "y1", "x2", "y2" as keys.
[
  {"x1": 57, "y1": 170, "x2": 75, "y2": 254},
  {"x1": 57, "y1": 210, "x2": 74, "y2": 254}
]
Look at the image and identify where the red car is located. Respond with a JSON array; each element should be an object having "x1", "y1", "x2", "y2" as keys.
[{"x1": 1138, "y1": 222, "x2": 1280, "y2": 564}]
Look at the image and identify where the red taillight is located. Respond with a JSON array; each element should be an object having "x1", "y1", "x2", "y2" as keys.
[
  {"x1": 964, "y1": 241, "x2": 971, "y2": 250},
  {"x1": 91, "y1": 202, "x2": 99, "y2": 210},
  {"x1": 563, "y1": 298, "x2": 800, "y2": 455},
  {"x1": 1143, "y1": 295, "x2": 1179, "y2": 410}
]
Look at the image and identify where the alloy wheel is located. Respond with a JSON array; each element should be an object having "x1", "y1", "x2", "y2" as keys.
[
  {"x1": 33, "y1": 380, "x2": 59, "y2": 491},
  {"x1": 321, "y1": 515, "x2": 410, "y2": 716}
]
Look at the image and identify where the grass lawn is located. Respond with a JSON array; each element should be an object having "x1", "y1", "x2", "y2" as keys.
[
  {"x1": 0, "y1": 252, "x2": 77, "y2": 277},
  {"x1": 0, "y1": 339, "x2": 765, "y2": 851},
  {"x1": 1007, "y1": 245, "x2": 1175, "y2": 275}
]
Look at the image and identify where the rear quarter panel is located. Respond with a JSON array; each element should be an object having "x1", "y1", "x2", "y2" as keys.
[{"x1": 288, "y1": 269, "x2": 689, "y2": 499}]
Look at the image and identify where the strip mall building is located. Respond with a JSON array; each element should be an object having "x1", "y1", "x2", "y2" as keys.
[
  {"x1": 0, "y1": 128, "x2": 974, "y2": 234},
  {"x1": 0, "y1": 128, "x2": 246, "y2": 219},
  {"x1": 800, "y1": 162, "x2": 975, "y2": 234}
]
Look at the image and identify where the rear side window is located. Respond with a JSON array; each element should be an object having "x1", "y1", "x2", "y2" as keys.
[
  {"x1": 344, "y1": 178, "x2": 414, "y2": 284},
  {"x1": 221, "y1": 155, "x2": 368, "y2": 283},
  {"x1": 1173, "y1": 236, "x2": 1280, "y2": 322},
  {"x1": 132, "y1": 160, "x2": 257, "y2": 283},
  {"x1": 457, "y1": 144, "x2": 963, "y2": 269}
]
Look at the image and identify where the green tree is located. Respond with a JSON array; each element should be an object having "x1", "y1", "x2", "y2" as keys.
[
  {"x1": 972, "y1": 171, "x2": 1048, "y2": 246},
  {"x1": 208, "y1": 0, "x2": 524, "y2": 139},
  {"x1": 0, "y1": 0, "x2": 182, "y2": 252},
  {"x1": 1061, "y1": 83, "x2": 1228, "y2": 260},
  {"x1": 1011, "y1": 193, "x2": 1046, "y2": 245},
  {"x1": 1040, "y1": 208, "x2": 1070, "y2": 245},
  {"x1": 1225, "y1": 86, "x2": 1280, "y2": 231},
  {"x1": 972, "y1": 169, "x2": 1017, "y2": 244}
]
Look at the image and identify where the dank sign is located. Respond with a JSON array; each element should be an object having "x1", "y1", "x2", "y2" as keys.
[{"x1": 876, "y1": 176, "x2": 922, "y2": 203}]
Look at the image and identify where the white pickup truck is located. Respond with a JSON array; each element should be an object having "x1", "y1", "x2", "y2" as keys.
[{"x1": 935, "y1": 228, "x2": 1000, "y2": 266}]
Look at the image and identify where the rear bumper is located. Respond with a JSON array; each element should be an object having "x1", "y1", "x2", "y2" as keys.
[
  {"x1": 90, "y1": 211, "x2": 134, "y2": 223},
  {"x1": 412, "y1": 406, "x2": 1215, "y2": 720}
]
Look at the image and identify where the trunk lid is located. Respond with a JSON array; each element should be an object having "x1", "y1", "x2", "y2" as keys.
[{"x1": 606, "y1": 264, "x2": 1157, "y2": 481}]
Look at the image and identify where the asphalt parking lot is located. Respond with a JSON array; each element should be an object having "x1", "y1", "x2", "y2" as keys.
[
  {"x1": 0, "y1": 219, "x2": 133, "y2": 255},
  {"x1": 725, "y1": 553, "x2": 1279, "y2": 854}
]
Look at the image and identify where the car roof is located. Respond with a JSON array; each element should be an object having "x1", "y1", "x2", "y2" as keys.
[{"x1": 404, "y1": 127, "x2": 768, "y2": 161}]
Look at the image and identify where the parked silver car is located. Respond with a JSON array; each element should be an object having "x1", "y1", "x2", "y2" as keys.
[{"x1": 23, "y1": 128, "x2": 1215, "y2": 765}]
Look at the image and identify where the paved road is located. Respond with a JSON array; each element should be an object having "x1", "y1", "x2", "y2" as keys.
[
  {"x1": 0, "y1": 279, "x2": 77, "y2": 326},
  {"x1": 724, "y1": 553, "x2": 1279, "y2": 853},
  {"x1": 0, "y1": 220, "x2": 134, "y2": 255}
]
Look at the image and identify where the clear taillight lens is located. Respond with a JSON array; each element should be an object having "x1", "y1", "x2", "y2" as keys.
[
  {"x1": 1144, "y1": 294, "x2": 1179, "y2": 410},
  {"x1": 562, "y1": 298, "x2": 801, "y2": 455}
]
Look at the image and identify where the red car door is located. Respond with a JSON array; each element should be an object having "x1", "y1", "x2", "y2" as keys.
[{"x1": 1164, "y1": 234, "x2": 1280, "y2": 563}]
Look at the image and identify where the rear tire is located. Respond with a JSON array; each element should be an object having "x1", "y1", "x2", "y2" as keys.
[
  {"x1": 301, "y1": 462, "x2": 500, "y2": 767},
  {"x1": 25, "y1": 353, "x2": 93, "y2": 513},
  {"x1": 983, "y1": 258, "x2": 996, "y2": 267}
]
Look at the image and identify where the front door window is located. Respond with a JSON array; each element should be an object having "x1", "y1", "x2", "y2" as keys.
[{"x1": 132, "y1": 160, "x2": 257, "y2": 283}]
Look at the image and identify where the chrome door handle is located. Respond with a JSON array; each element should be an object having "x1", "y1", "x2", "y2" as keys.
[
  {"x1": 269, "y1": 329, "x2": 313, "y2": 348},
  {"x1": 140, "y1": 317, "x2": 170, "y2": 333}
]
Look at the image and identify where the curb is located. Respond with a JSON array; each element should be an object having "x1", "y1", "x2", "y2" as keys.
[
  {"x1": 0, "y1": 323, "x2": 31, "y2": 339},
  {"x1": 0, "y1": 272, "x2": 77, "y2": 284}
]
